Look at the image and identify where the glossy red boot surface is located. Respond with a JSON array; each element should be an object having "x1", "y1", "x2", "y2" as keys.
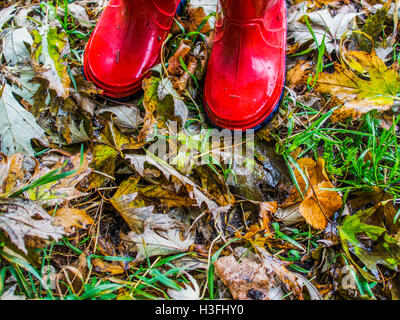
[
  {"x1": 83, "y1": 0, "x2": 180, "y2": 99},
  {"x1": 204, "y1": 0, "x2": 287, "y2": 130}
]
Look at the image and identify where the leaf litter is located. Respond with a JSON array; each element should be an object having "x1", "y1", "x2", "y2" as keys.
[{"x1": 0, "y1": 0, "x2": 400, "y2": 301}]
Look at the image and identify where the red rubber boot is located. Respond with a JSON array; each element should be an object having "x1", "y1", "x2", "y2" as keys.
[
  {"x1": 83, "y1": 0, "x2": 181, "y2": 99},
  {"x1": 203, "y1": 0, "x2": 287, "y2": 130}
]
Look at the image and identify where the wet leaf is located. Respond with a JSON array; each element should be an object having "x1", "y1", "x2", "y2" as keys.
[
  {"x1": 1, "y1": 27, "x2": 33, "y2": 64},
  {"x1": 52, "y1": 207, "x2": 94, "y2": 234},
  {"x1": 184, "y1": 6, "x2": 212, "y2": 34},
  {"x1": 122, "y1": 226, "x2": 194, "y2": 262},
  {"x1": 340, "y1": 205, "x2": 400, "y2": 276},
  {"x1": 85, "y1": 144, "x2": 118, "y2": 190},
  {"x1": 0, "y1": 197, "x2": 64, "y2": 254},
  {"x1": 0, "y1": 83, "x2": 47, "y2": 156},
  {"x1": 0, "y1": 153, "x2": 30, "y2": 196},
  {"x1": 350, "y1": 188, "x2": 399, "y2": 234},
  {"x1": 285, "y1": 158, "x2": 342, "y2": 229},
  {"x1": 31, "y1": 27, "x2": 70, "y2": 98},
  {"x1": 126, "y1": 153, "x2": 223, "y2": 212},
  {"x1": 316, "y1": 51, "x2": 400, "y2": 120},
  {"x1": 300, "y1": 181, "x2": 342, "y2": 230},
  {"x1": 97, "y1": 105, "x2": 143, "y2": 133},
  {"x1": 289, "y1": 9, "x2": 361, "y2": 53},
  {"x1": 214, "y1": 254, "x2": 290, "y2": 300},
  {"x1": 287, "y1": 60, "x2": 313, "y2": 87},
  {"x1": 110, "y1": 176, "x2": 194, "y2": 228},
  {"x1": 26, "y1": 151, "x2": 92, "y2": 206}
]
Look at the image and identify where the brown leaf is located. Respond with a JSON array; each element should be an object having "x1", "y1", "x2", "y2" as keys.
[
  {"x1": 285, "y1": 157, "x2": 330, "y2": 204},
  {"x1": 350, "y1": 188, "x2": 399, "y2": 234},
  {"x1": 196, "y1": 166, "x2": 235, "y2": 207},
  {"x1": 0, "y1": 153, "x2": 31, "y2": 195},
  {"x1": 214, "y1": 248, "x2": 307, "y2": 300},
  {"x1": 214, "y1": 255, "x2": 278, "y2": 300},
  {"x1": 286, "y1": 60, "x2": 312, "y2": 88},
  {"x1": 167, "y1": 40, "x2": 191, "y2": 76},
  {"x1": 299, "y1": 181, "x2": 342, "y2": 230},
  {"x1": 284, "y1": 158, "x2": 342, "y2": 229},
  {"x1": 52, "y1": 207, "x2": 94, "y2": 234},
  {"x1": 184, "y1": 7, "x2": 212, "y2": 34},
  {"x1": 110, "y1": 177, "x2": 190, "y2": 232}
]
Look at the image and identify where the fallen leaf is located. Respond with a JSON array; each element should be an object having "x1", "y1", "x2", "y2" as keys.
[
  {"x1": 184, "y1": 7, "x2": 212, "y2": 34},
  {"x1": 0, "y1": 197, "x2": 64, "y2": 254},
  {"x1": 289, "y1": 9, "x2": 361, "y2": 53},
  {"x1": 349, "y1": 188, "x2": 399, "y2": 234},
  {"x1": 31, "y1": 26, "x2": 71, "y2": 98},
  {"x1": 0, "y1": 285, "x2": 26, "y2": 300},
  {"x1": 1, "y1": 27, "x2": 33, "y2": 64},
  {"x1": 285, "y1": 158, "x2": 342, "y2": 229},
  {"x1": 97, "y1": 105, "x2": 143, "y2": 133},
  {"x1": 122, "y1": 226, "x2": 194, "y2": 262},
  {"x1": 286, "y1": 60, "x2": 313, "y2": 88},
  {"x1": 26, "y1": 151, "x2": 92, "y2": 206},
  {"x1": 316, "y1": 51, "x2": 400, "y2": 120},
  {"x1": 167, "y1": 40, "x2": 191, "y2": 76},
  {"x1": 52, "y1": 207, "x2": 94, "y2": 234},
  {"x1": 110, "y1": 176, "x2": 194, "y2": 232},
  {"x1": 126, "y1": 153, "x2": 224, "y2": 212},
  {"x1": 214, "y1": 255, "x2": 284, "y2": 300},
  {"x1": 168, "y1": 274, "x2": 200, "y2": 300},
  {"x1": 288, "y1": 9, "x2": 362, "y2": 53},
  {"x1": 0, "y1": 83, "x2": 47, "y2": 156},
  {"x1": 84, "y1": 144, "x2": 118, "y2": 191},
  {"x1": 0, "y1": 153, "x2": 29, "y2": 195},
  {"x1": 340, "y1": 205, "x2": 400, "y2": 277},
  {"x1": 299, "y1": 181, "x2": 343, "y2": 230}
]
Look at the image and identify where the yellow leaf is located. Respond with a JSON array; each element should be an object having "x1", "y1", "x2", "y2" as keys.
[
  {"x1": 53, "y1": 208, "x2": 94, "y2": 234},
  {"x1": 316, "y1": 51, "x2": 400, "y2": 120}
]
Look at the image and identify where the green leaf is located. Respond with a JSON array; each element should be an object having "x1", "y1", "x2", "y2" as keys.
[{"x1": 31, "y1": 27, "x2": 71, "y2": 98}]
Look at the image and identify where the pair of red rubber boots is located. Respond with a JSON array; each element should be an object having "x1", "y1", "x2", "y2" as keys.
[{"x1": 83, "y1": 0, "x2": 287, "y2": 130}]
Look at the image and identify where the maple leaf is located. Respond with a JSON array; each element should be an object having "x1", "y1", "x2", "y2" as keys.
[
  {"x1": 0, "y1": 83, "x2": 47, "y2": 157},
  {"x1": 289, "y1": 9, "x2": 361, "y2": 53},
  {"x1": 110, "y1": 176, "x2": 194, "y2": 232},
  {"x1": 125, "y1": 153, "x2": 231, "y2": 224},
  {"x1": 0, "y1": 198, "x2": 65, "y2": 254},
  {"x1": 123, "y1": 226, "x2": 194, "y2": 263},
  {"x1": 26, "y1": 152, "x2": 92, "y2": 206},
  {"x1": 316, "y1": 51, "x2": 400, "y2": 120}
]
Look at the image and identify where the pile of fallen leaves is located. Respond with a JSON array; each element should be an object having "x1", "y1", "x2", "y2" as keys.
[{"x1": 0, "y1": 0, "x2": 400, "y2": 300}]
